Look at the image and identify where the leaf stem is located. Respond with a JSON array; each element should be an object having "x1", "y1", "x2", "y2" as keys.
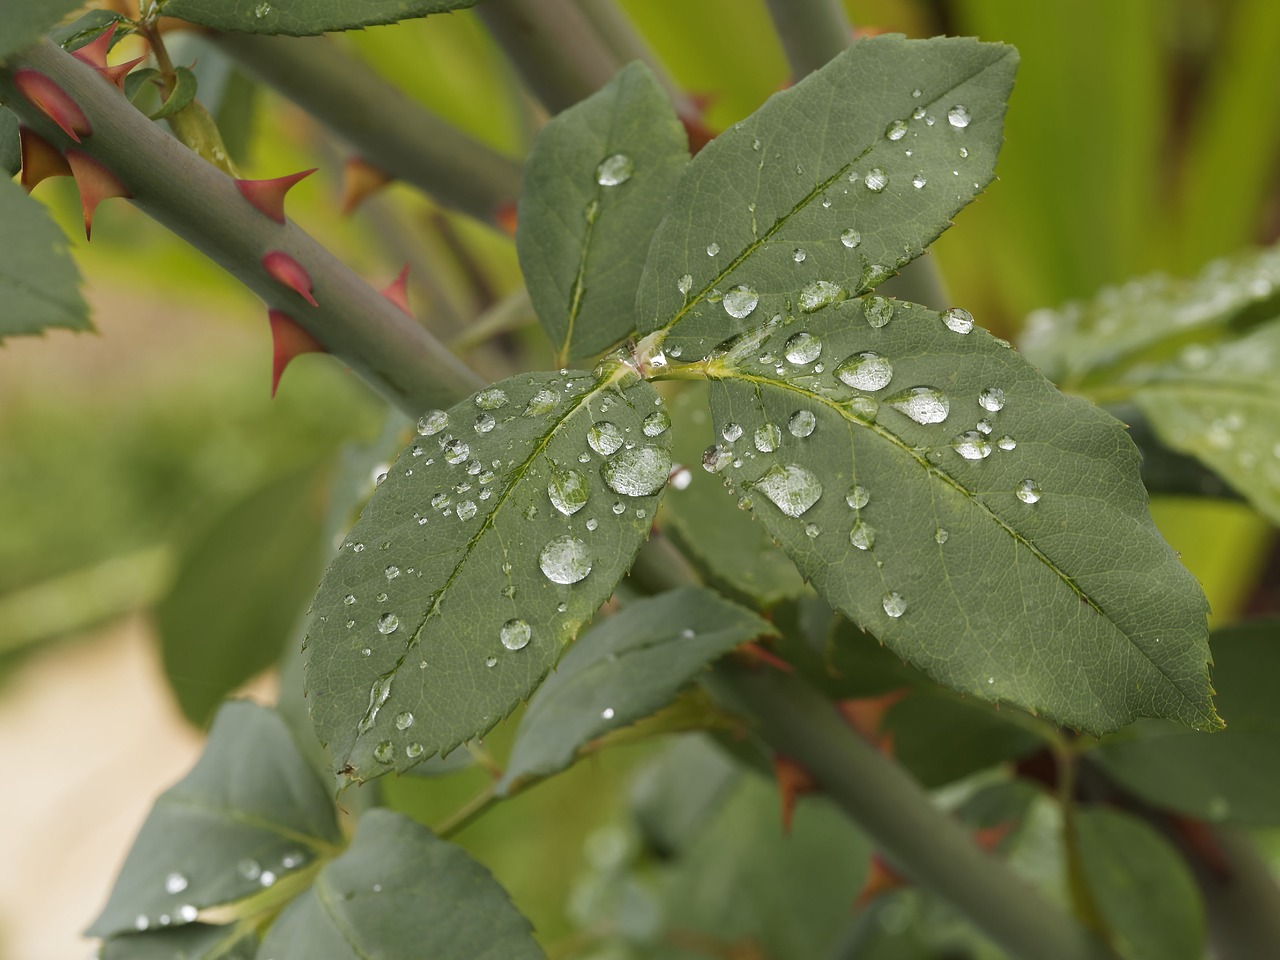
[
  {"x1": 762, "y1": 0, "x2": 853, "y2": 80},
  {"x1": 1053, "y1": 740, "x2": 1110, "y2": 938},
  {"x1": 432, "y1": 782, "x2": 498, "y2": 839}
]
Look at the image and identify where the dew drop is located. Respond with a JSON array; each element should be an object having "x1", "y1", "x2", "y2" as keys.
[
  {"x1": 344, "y1": 594, "x2": 356, "y2": 605},
  {"x1": 850, "y1": 520, "x2": 876, "y2": 550},
  {"x1": 997, "y1": 435, "x2": 1017, "y2": 451},
  {"x1": 431, "y1": 492, "x2": 450, "y2": 510},
  {"x1": 886, "y1": 386, "x2": 950, "y2": 424},
  {"x1": 601, "y1": 707, "x2": 616, "y2": 720},
  {"x1": 942, "y1": 307, "x2": 974, "y2": 334},
  {"x1": 754, "y1": 422, "x2": 782, "y2": 453},
  {"x1": 934, "y1": 526, "x2": 949, "y2": 545},
  {"x1": 417, "y1": 410, "x2": 448, "y2": 436},
  {"x1": 385, "y1": 565, "x2": 400, "y2": 580},
  {"x1": 912, "y1": 173, "x2": 927, "y2": 189},
  {"x1": 953, "y1": 431, "x2": 993, "y2": 460},
  {"x1": 395, "y1": 711, "x2": 414, "y2": 730},
  {"x1": 754, "y1": 464, "x2": 823, "y2": 518},
  {"x1": 456, "y1": 500, "x2": 477, "y2": 520},
  {"x1": 784, "y1": 331, "x2": 823, "y2": 364},
  {"x1": 723, "y1": 285, "x2": 760, "y2": 319},
  {"x1": 474, "y1": 413, "x2": 496, "y2": 433},
  {"x1": 1016, "y1": 479, "x2": 1042, "y2": 504},
  {"x1": 788, "y1": 409, "x2": 817, "y2": 437},
  {"x1": 500, "y1": 618, "x2": 532, "y2": 650},
  {"x1": 443, "y1": 438, "x2": 470, "y2": 464},
  {"x1": 358, "y1": 673, "x2": 394, "y2": 733},
  {"x1": 595, "y1": 153, "x2": 633, "y2": 186},
  {"x1": 947, "y1": 105, "x2": 972, "y2": 128},
  {"x1": 585, "y1": 517, "x2": 599, "y2": 530},
  {"x1": 707, "y1": 242, "x2": 720, "y2": 257},
  {"x1": 475, "y1": 387, "x2": 509, "y2": 410},
  {"x1": 886, "y1": 119, "x2": 909, "y2": 141},
  {"x1": 164, "y1": 873, "x2": 188, "y2": 895},
  {"x1": 612, "y1": 501, "x2": 626, "y2": 514},
  {"x1": 588, "y1": 421, "x2": 625, "y2": 455},
  {"x1": 238, "y1": 859, "x2": 261, "y2": 881},
  {"x1": 793, "y1": 247, "x2": 807, "y2": 263},
  {"x1": 548, "y1": 467, "x2": 590, "y2": 516},
  {"x1": 864, "y1": 168, "x2": 889, "y2": 192},
  {"x1": 254, "y1": 2, "x2": 272, "y2": 18},
  {"x1": 677, "y1": 274, "x2": 693, "y2": 296},
  {"x1": 800, "y1": 280, "x2": 843, "y2": 312},
  {"x1": 722, "y1": 422, "x2": 744, "y2": 442},
  {"x1": 840, "y1": 227, "x2": 861, "y2": 249},
  {"x1": 539, "y1": 535, "x2": 592, "y2": 584},
  {"x1": 373, "y1": 741, "x2": 394, "y2": 763},
  {"x1": 979, "y1": 387, "x2": 1006, "y2": 412},
  {"x1": 846, "y1": 484, "x2": 869, "y2": 509},
  {"x1": 406, "y1": 742, "x2": 424, "y2": 758},
  {"x1": 523, "y1": 388, "x2": 560, "y2": 417},
  {"x1": 602, "y1": 446, "x2": 672, "y2": 496},
  {"x1": 836, "y1": 351, "x2": 893, "y2": 391},
  {"x1": 864, "y1": 296, "x2": 894, "y2": 328},
  {"x1": 377, "y1": 612, "x2": 400, "y2": 634},
  {"x1": 703, "y1": 444, "x2": 733, "y2": 472},
  {"x1": 882, "y1": 592, "x2": 907, "y2": 618},
  {"x1": 485, "y1": 656, "x2": 497, "y2": 668},
  {"x1": 643, "y1": 410, "x2": 671, "y2": 437}
]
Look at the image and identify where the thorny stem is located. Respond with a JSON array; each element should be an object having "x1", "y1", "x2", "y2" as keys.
[{"x1": 763, "y1": 0, "x2": 853, "y2": 80}]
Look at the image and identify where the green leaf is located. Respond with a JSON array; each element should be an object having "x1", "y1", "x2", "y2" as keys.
[
  {"x1": 630, "y1": 735, "x2": 744, "y2": 858},
  {"x1": 0, "y1": 177, "x2": 89, "y2": 340},
  {"x1": 663, "y1": 383, "x2": 807, "y2": 607},
  {"x1": 517, "y1": 61, "x2": 688, "y2": 364},
  {"x1": 498, "y1": 587, "x2": 774, "y2": 793},
  {"x1": 88, "y1": 701, "x2": 341, "y2": 938},
  {"x1": 1075, "y1": 808, "x2": 1205, "y2": 960},
  {"x1": 0, "y1": 0, "x2": 84, "y2": 63},
  {"x1": 1095, "y1": 619, "x2": 1280, "y2": 824},
  {"x1": 160, "y1": 0, "x2": 477, "y2": 36},
  {"x1": 698, "y1": 298, "x2": 1215, "y2": 735},
  {"x1": 101, "y1": 922, "x2": 257, "y2": 960},
  {"x1": 157, "y1": 465, "x2": 329, "y2": 728},
  {"x1": 1, "y1": 108, "x2": 19, "y2": 176},
  {"x1": 636, "y1": 35, "x2": 1018, "y2": 360},
  {"x1": 258, "y1": 808, "x2": 545, "y2": 960},
  {"x1": 306, "y1": 367, "x2": 672, "y2": 779},
  {"x1": 149, "y1": 66, "x2": 199, "y2": 121}
]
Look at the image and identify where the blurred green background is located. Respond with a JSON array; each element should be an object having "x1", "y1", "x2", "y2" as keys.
[{"x1": 4, "y1": 0, "x2": 1280, "y2": 956}]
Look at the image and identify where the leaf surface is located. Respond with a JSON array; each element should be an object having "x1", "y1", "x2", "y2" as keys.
[
  {"x1": 306, "y1": 368, "x2": 672, "y2": 779},
  {"x1": 101, "y1": 923, "x2": 257, "y2": 960},
  {"x1": 637, "y1": 34, "x2": 1018, "y2": 360},
  {"x1": 498, "y1": 587, "x2": 774, "y2": 793},
  {"x1": 0, "y1": 177, "x2": 89, "y2": 340},
  {"x1": 160, "y1": 0, "x2": 476, "y2": 35},
  {"x1": 0, "y1": 0, "x2": 84, "y2": 63},
  {"x1": 518, "y1": 62, "x2": 688, "y2": 363},
  {"x1": 1, "y1": 108, "x2": 18, "y2": 176},
  {"x1": 697, "y1": 298, "x2": 1214, "y2": 734},
  {"x1": 258, "y1": 809, "x2": 545, "y2": 960},
  {"x1": 88, "y1": 701, "x2": 341, "y2": 938}
]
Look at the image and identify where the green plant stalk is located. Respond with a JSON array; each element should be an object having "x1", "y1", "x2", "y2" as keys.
[
  {"x1": 0, "y1": 40, "x2": 483, "y2": 414},
  {"x1": 209, "y1": 32, "x2": 524, "y2": 224},
  {"x1": 1187, "y1": 824, "x2": 1280, "y2": 957},
  {"x1": 573, "y1": 0, "x2": 699, "y2": 119},
  {"x1": 763, "y1": 0, "x2": 853, "y2": 80}
]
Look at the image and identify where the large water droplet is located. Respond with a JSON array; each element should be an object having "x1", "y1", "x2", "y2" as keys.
[
  {"x1": 754, "y1": 464, "x2": 823, "y2": 518},
  {"x1": 417, "y1": 410, "x2": 448, "y2": 436},
  {"x1": 886, "y1": 119, "x2": 908, "y2": 141},
  {"x1": 703, "y1": 444, "x2": 733, "y2": 472},
  {"x1": 953, "y1": 431, "x2": 993, "y2": 460},
  {"x1": 912, "y1": 174, "x2": 927, "y2": 189},
  {"x1": 643, "y1": 409, "x2": 670, "y2": 437},
  {"x1": 850, "y1": 520, "x2": 876, "y2": 550},
  {"x1": 595, "y1": 153, "x2": 633, "y2": 186},
  {"x1": 539, "y1": 535, "x2": 592, "y2": 584},
  {"x1": 942, "y1": 307, "x2": 974, "y2": 334},
  {"x1": 523, "y1": 388, "x2": 560, "y2": 417},
  {"x1": 836, "y1": 351, "x2": 893, "y2": 391},
  {"x1": 800, "y1": 280, "x2": 843, "y2": 312},
  {"x1": 500, "y1": 618, "x2": 532, "y2": 650},
  {"x1": 443, "y1": 438, "x2": 470, "y2": 464},
  {"x1": 1016, "y1": 479, "x2": 1042, "y2": 504},
  {"x1": 864, "y1": 296, "x2": 894, "y2": 328},
  {"x1": 474, "y1": 413, "x2": 496, "y2": 433},
  {"x1": 373, "y1": 741, "x2": 394, "y2": 763},
  {"x1": 882, "y1": 592, "x2": 907, "y2": 618},
  {"x1": 793, "y1": 247, "x2": 807, "y2": 263},
  {"x1": 602, "y1": 446, "x2": 671, "y2": 496},
  {"x1": 754, "y1": 422, "x2": 781, "y2": 453},
  {"x1": 840, "y1": 227, "x2": 861, "y2": 249},
  {"x1": 722, "y1": 422, "x2": 744, "y2": 442},
  {"x1": 456, "y1": 500, "x2": 477, "y2": 521},
  {"x1": 395, "y1": 711, "x2": 414, "y2": 730},
  {"x1": 788, "y1": 409, "x2": 817, "y2": 437},
  {"x1": 864, "y1": 169, "x2": 889, "y2": 192},
  {"x1": 979, "y1": 387, "x2": 1006, "y2": 412},
  {"x1": 886, "y1": 386, "x2": 950, "y2": 424},
  {"x1": 677, "y1": 274, "x2": 693, "y2": 296},
  {"x1": 164, "y1": 873, "x2": 188, "y2": 895},
  {"x1": 947, "y1": 105, "x2": 971, "y2": 128},
  {"x1": 784, "y1": 331, "x2": 823, "y2": 364},
  {"x1": 846, "y1": 484, "x2": 869, "y2": 509},
  {"x1": 588, "y1": 421, "x2": 625, "y2": 455},
  {"x1": 475, "y1": 387, "x2": 509, "y2": 410},
  {"x1": 997, "y1": 435, "x2": 1017, "y2": 451},
  {"x1": 548, "y1": 467, "x2": 589, "y2": 515},
  {"x1": 358, "y1": 673, "x2": 394, "y2": 733},
  {"x1": 723, "y1": 285, "x2": 759, "y2": 319},
  {"x1": 377, "y1": 612, "x2": 400, "y2": 635}
]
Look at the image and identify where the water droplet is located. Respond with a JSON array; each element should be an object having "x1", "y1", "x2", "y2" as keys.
[
  {"x1": 135, "y1": 915, "x2": 149, "y2": 931},
  {"x1": 601, "y1": 707, "x2": 616, "y2": 720},
  {"x1": 703, "y1": 444, "x2": 733, "y2": 472},
  {"x1": 947, "y1": 105, "x2": 971, "y2": 128},
  {"x1": 395, "y1": 711, "x2": 414, "y2": 730},
  {"x1": 548, "y1": 467, "x2": 589, "y2": 515},
  {"x1": 793, "y1": 247, "x2": 807, "y2": 262},
  {"x1": 846, "y1": 484, "x2": 869, "y2": 509},
  {"x1": 979, "y1": 387, "x2": 1006, "y2": 412},
  {"x1": 475, "y1": 387, "x2": 508, "y2": 410},
  {"x1": 788, "y1": 410, "x2": 817, "y2": 437},
  {"x1": 643, "y1": 409, "x2": 670, "y2": 437},
  {"x1": 723, "y1": 285, "x2": 759, "y2": 319},
  {"x1": 352, "y1": 542, "x2": 365, "y2": 552},
  {"x1": 864, "y1": 296, "x2": 894, "y2": 328},
  {"x1": 588, "y1": 421, "x2": 625, "y2": 456},
  {"x1": 431, "y1": 492, "x2": 450, "y2": 510},
  {"x1": 942, "y1": 307, "x2": 974, "y2": 334},
  {"x1": 417, "y1": 410, "x2": 448, "y2": 435},
  {"x1": 539, "y1": 535, "x2": 592, "y2": 584},
  {"x1": 953, "y1": 431, "x2": 992, "y2": 460},
  {"x1": 677, "y1": 274, "x2": 693, "y2": 296},
  {"x1": 612, "y1": 500, "x2": 626, "y2": 514},
  {"x1": 1016, "y1": 479, "x2": 1042, "y2": 504},
  {"x1": 707, "y1": 242, "x2": 720, "y2": 256},
  {"x1": 602, "y1": 446, "x2": 671, "y2": 496},
  {"x1": 373, "y1": 741, "x2": 394, "y2": 763},
  {"x1": 406, "y1": 742, "x2": 424, "y2": 758},
  {"x1": 358, "y1": 674, "x2": 394, "y2": 733},
  {"x1": 343, "y1": 594, "x2": 356, "y2": 606},
  {"x1": 886, "y1": 119, "x2": 909, "y2": 141},
  {"x1": 754, "y1": 464, "x2": 823, "y2": 517},
  {"x1": 840, "y1": 227, "x2": 861, "y2": 248},
  {"x1": 882, "y1": 592, "x2": 907, "y2": 618},
  {"x1": 912, "y1": 173, "x2": 927, "y2": 189},
  {"x1": 784, "y1": 331, "x2": 823, "y2": 364},
  {"x1": 259, "y1": 870, "x2": 277, "y2": 887},
  {"x1": 238, "y1": 859, "x2": 261, "y2": 881},
  {"x1": 485, "y1": 656, "x2": 497, "y2": 668},
  {"x1": 595, "y1": 153, "x2": 633, "y2": 186},
  {"x1": 501, "y1": 618, "x2": 532, "y2": 650},
  {"x1": 754, "y1": 422, "x2": 781, "y2": 452},
  {"x1": 802, "y1": 523, "x2": 820, "y2": 538},
  {"x1": 850, "y1": 520, "x2": 876, "y2": 550},
  {"x1": 846, "y1": 396, "x2": 880, "y2": 421},
  {"x1": 443, "y1": 438, "x2": 470, "y2": 464},
  {"x1": 458, "y1": 499, "x2": 478, "y2": 521},
  {"x1": 800, "y1": 280, "x2": 843, "y2": 312},
  {"x1": 474, "y1": 413, "x2": 496, "y2": 433},
  {"x1": 466, "y1": 459, "x2": 483, "y2": 476},
  {"x1": 836, "y1": 351, "x2": 893, "y2": 391},
  {"x1": 164, "y1": 873, "x2": 188, "y2": 895},
  {"x1": 886, "y1": 386, "x2": 950, "y2": 424},
  {"x1": 997, "y1": 435, "x2": 1017, "y2": 451},
  {"x1": 385, "y1": 565, "x2": 400, "y2": 580},
  {"x1": 722, "y1": 422, "x2": 744, "y2": 442},
  {"x1": 523, "y1": 388, "x2": 560, "y2": 417},
  {"x1": 254, "y1": 2, "x2": 272, "y2": 18},
  {"x1": 864, "y1": 168, "x2": 888, "y2": 192},
  {"x1": 377, "y1": 613, "x2": 400, "y2": 635},
  {"x1": 934, "y1": 526, "x2": 949, "y2": 544}
]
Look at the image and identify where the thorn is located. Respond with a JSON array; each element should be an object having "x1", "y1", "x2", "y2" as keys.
[
  {"x1": 18, "y1": 126, "x2": 71, "y2": 192},
  {"x1": 973, "y1": 823, "x2": 1014, "y2": 852},
  {"x1": 494, "y1": 201, "x2": 518, "y2": 237},
  {"x1": 268, "y1": 309, "x2": 325, "y2": 396},
  {"x1": 262, "y1": 251, "x2": 317, "y2": 306},
  {"x1": 71, "y1": 23, "x2": 117, "y2": 69},
  {"x1": 380, "y1": 264, "x2": 412, "y2": 314},
  {"x1": 836, "y1": 689, "x2": 910, "y2": 744},
  {"x1": 855, "y1": 853, "x2": 904, "y2": 907},
  {"x1": 100, "y1": 55, "x2": 147, "y2": 90},
  {"x1": 736, "y1": 641, "x2": 793, "y2": 673},
  {"x1": 13, "y1": 69, "x2": 92, "y2": 142},
  {"x1": 65, "y1": 150, "x2": 130, "y2": 240},
  {"x1": 773, "y1": 754, "x2": 818, "y2": 834},
  {"x1": 678, "y1": 92, "x2": 718, "y2": 154},
  {"x1": 235, "y1": 168, "x2": 317, "y2": 224},
  {"x1": 340, "y1": 156, "x2": 392, "y2": 215}
]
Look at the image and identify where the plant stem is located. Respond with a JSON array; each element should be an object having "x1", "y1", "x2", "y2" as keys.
[
  {"x1": 573, "y1": 0, "x2": 698, "y2": 118},
  {"x1": 475, "y1": 0, "x2": 620, "y2": 113},
  {"x1": 704, "y1": 663, "x2": 1115, "y2": 960},
  {"x1": 0, "y1": 40, "x2": 483, "y2": 414},
  {"x1": 432, "y1": 783, "x2": 498, "y2": 838},
  {"x1": 1191, "y1": 825, "x2": 1280, "y2": 958},
  {"x1": 763, "y1": 0, "x2": 853, "y2": 80},
  {"x1": 209, "y1": 32, "x2": 524, "y2": 225}
]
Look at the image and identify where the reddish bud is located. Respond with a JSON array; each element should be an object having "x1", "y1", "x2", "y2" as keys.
[
  {"x1": 773, "y1": 754, "x2": 819, "y2": 834},
  {"x1": 494, "y1": 201, "x2": 518, "y2": 237},
  {"x1": 340, "y1": 156, "x2": 392, "y2": 215},
  {"x1": 836, "y1": 689, "x2": 910, "y2": 744},
  {"x1": 262, "y1": 251, "x2": 317, "y2": 306},
  {"x1": 13, "y1": 69, "x2": 92, "y2": 142},
  {"x1": 18, "y1": 127, "x2": 71, "y2": 192},
  {"x1": 66, "y1": 150, "x2": 130, "y2": 240},
  {"x1": 235, "y1": 168, "x2": 317, "y2": 224},
  {"x1": 268, "y1": 309, "x2": 325, "y2": 396},
  {"x1": 380, "y1": 264, "x2": 412, "y2": 315}
]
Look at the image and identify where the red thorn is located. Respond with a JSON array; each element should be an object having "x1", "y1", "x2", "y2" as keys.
[
  {"x1": 494, "y1": 201, "x2": 518, "y2": 237},
  {"x1": 974, "y1": 823, "x2": 1014, "y2": 853},
  {"x1": 737, "y1": 641, "x2": 793, "y2": 673},
  {"x1": 18, "y1": 126, "x2": 71, "y2": 192},
  {"x1": 13, "y1": 70, "x2": 92, "y2": 142},
  {"x1": 340, "y1": 156, "x2": 392, "y2": 215},
  {"x1": 235, "y1": 168, "x2": 317, "y2": 224},
  {"x1": 380, "y1": 264, "x2": 412, "y2": 315},
  {"x1": 65, "y1": 150, "x2": 130, "y2": 240},
  {"x1": 71, "y1": 23, "x2": 117, "y2": 70},
  {"x1": 268, "y1": 310, "x2": 325, "y2": 396},
  {"x1": 677, "y1": 93, "x2": 718, "y2": 154},
  {"x1": 262, "y1": 251, "x2": 317, "y2": 306},
  {"x1": 773, "y1": 754, "x2": 818, "y2": 834},
  {"x1": 836, "y1": 689, "x2": 910, "y2": 744},
  {"x1": 855, "y1": 853, "x2": 905, "y2": 907},
  {"x1": 100, "y1": 55, "x2": 147, "y2": 90}
]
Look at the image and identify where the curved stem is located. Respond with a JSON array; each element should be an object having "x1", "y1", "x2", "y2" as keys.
[
  {"x1": 432, "y1": 783, "x2": 498, "y2": 839},
  {"x1": 763, "y1": 0, "x2": 853, "y2": 80}
]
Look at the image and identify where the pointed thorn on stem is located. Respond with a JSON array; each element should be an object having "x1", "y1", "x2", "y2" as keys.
[
  {"x1": 18, "y1": 127, "x2": 71, "y2": 192},
  {"x1": 66, "y1": 150, "x2": 130, "y2": 240},
  {"x1": 235, "y1": 168, "x2": 317, "y2": 223},
  {"x1": 13, "y1": 69, "x2": 92, "y2": 142},
  {"x1": 855, "y1": 853, "x2": 905, "y2": 907},
  {"x1": 71, "y1": 23, "x2": 117, "y2": 70},
  {"x1": 268, "y1": 309, "x2": 325, "y2": 396},
  {"x1": 340, "y1": 156, "x2": 392, "y2": 215},
  {"x1": 494, "y1": 201, "x2": 518, "y2": 238},
  {"x1": 836, "y1": 689, "x2": 910, "y2": 746},
  {"x1": 773, "y1": 754, "x2": 819, "y2": 834},
  {"x1": 262, "y1": 251, "x2": 317, "y2": 306},
  {"x1": 381, "y1": 264, "x2": 412, "y2": 315}
]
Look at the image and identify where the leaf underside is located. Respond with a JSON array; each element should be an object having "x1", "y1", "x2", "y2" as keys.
[
  {"x1": 160, "y1": 0, "x2": 476, "y2": 36},
  {"x1": 0, "y1": 0, "x2": 84, "y2": 63},
  {"x1": 0, "y1": 177, "x2": 90, "y2": 341}
]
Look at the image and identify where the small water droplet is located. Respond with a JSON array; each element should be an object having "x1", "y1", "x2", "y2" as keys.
[
  {"x1": 523, "y1": 388, "x2": 560, "y2": 417},
  {"x1": 643, "y1": 410, "x2": 671, "y2": 437},
  {"x1": 788, "y1": 409, "x2": 817, "y2": 437},
  {"x1": 417, "y1": 410, "x2": 448, "y2": 435},
  {"x1": 406, "y1": 742, "x2": 424, "y2": 758},
  {"x1": 978, "y1": 387, "x2": 1006, "y2": 412},
  {"x1": 846, "y1": 484, "x2": 869, "y2": 509},
  {"x1": 443, "y1": 438, "x2": 470, "y2": 464},
  {"x1": 886, "y1": 119, "x2": 909, "y2": 141},
  {"x1": 722, "y1": 422, "x2": 744, "y2": 443},
  {"x1": 864, "y1": 296, "x2": 894, "y2": 328},
  {"x1": 912, "y1": 173, "x2": 926, "y2": 189},
  {"x1": 677, "y1": 274, "x2": 693, "y2": 296},
  {"x1": 754, "y1": 464, "x2": 823, "y2": 517},
  {"x1": 886, "y1": 386, "x2": 950, "y2": 424},
  {"x1": 475, "y1": 387, "x2": 508, "y2": 410},
  {"x1": 254, "y1": 2, "x2": 272, "y2": 18},
  {"x1": 793, "y1": 247, "x2": 807, "y2": 263},
  {"x1": 377, "y1": 613, "x2": 400, "y2": 635},
  {"x1": 703, "y1": 443, "x2": 733, "y2": 472},
  {"x1": 457, "y1": 499, "x2": 478, "y2": 520},
  {"x1": 485, "y1": 656, "x2": 497, "y2": 668},
  {"x1": 754, "y1": 422, "x2": 781, "y2": 452},
  {"x1": 259, "y1": 871, "x2": 277, "y2": 887},
  {"x1": 953, "y1": 431, "x2": 993, "y2": 460},
  {"x1": 836, "y1": 351, "x2": 893, "y2": 391},
  {"x1": 723, "y1": 285, "x2": 759, "y2": 319},
  {"x1": 603, "y1": 446, "x2": 671, "y2": 496},
  {"x1": 864, "y1": 168, "x2": 889, "y2": 192},
  {"x1": 358, "y1": 673, "x2": 394, "y2": 733},
  {"x1": 850, "y1": 520, "x2": 876, "y2": 550},
  {"x1": 385, "y1": 565, "x2": 400, "y2": 580},
  {"x1": 548, "y1": 467, "x2": 590, "y2": 516},
  {"x1": 784, "y1": 331, "x2": 823, "y2": 364},
  {"x1": 934, "y1": 526, "x2": 949, "y2": 544},
  {"x1": 707, "y1": 242, "x2": 720, "y2": 257},
  {"x1": 882, "y1": 592, "x2": 907, "y2": 618},
  {"x1": 840, "y1": 227, "x2": 861, "y2": 249},
  {"x1": 501, "y1": 618, "x2": 532, "y2": 650},
  {"x1": 943, "y1": 307, "x2": 974, "y2": 334},
  {"x1": 373, "y1": 741, "x2": 394, "y2": 763},
  {"x1": 238, "y1": 859, "x2": 261, "y2": 881},
  {"x1": 947, "y1": 105, "x2": 971, "y2": 128},
  {"x1": 612, "y1": 500, "x2": 626, "y2": 514},
  {"x1": 1016, "y1": 479, "x2": 1042, "y2": 504},
  {"x1": 474, "y1": 413, "x2": 496, "y2": 433},
  {"x1": 395, "y1": 711, "x2": 414, "y2": 730},
  {"x1": 164, "y1": 873, "x2": 188, "y2": 895},
  {"x1": 601, "y1": 707, "x2": 616, "y2": 720},
  {"x1": 588, "y1": 421, "x2": 625, "y2": 455},
  {"x1": 135, "y1": 915, "x2": 149, "y2": 931},
  {"x1": 539, "y1": 535, "x2": 592, "y2": 584},
  {"x1": 431, "y1": 492, "x2": 450, "y2": 510},
  {"x1": 352, "y1": 542, "x2": 365, "y2": 552},
  {"x1": 800, "y1": 280, "x2": 843, "y2": 312},
  {"x1": 595, "y1": 153, "x2": 633, "y2": 186},
  {"x1": 912, "y1": 88, "x2": 922, "y2": 97},
  {"x1": 997, "y1": 435, "x2": 1017, "y2": 451}
]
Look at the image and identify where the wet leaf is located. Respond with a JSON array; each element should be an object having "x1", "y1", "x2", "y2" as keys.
[
  {"x1": 306, "y1": 368, "x2": 671, "y2": 780},
  {"x1": 637, "y1": 34, "x2": 1018, "y2": 360},
  {"x1": 100, "y1": 922, "x2": 257, "y2": 960},
  {"x1": 87, "y1": 702, "x2": 341, "y2": 938},
  {"x1": 258, "y1": 809, "x2": 545, "y2": 960},
  {"x1": 160, "y1": 0, "x2": 477, "y2": 36},
  {"x1": 498, "y1": 587, "x2": 774, "y2": 793},
  {"x1": 0, "y1": 108, "x2": 18, "y2": 177},
  {"x1": 0, "y1": 177, "x2": 89, "y2": 340},
  {"x1": 0, "y1": 0, "x2": 84, "y2": 63},
  {"x1": 518, "y1": 62, "x2": 688, "y2": 363}
]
